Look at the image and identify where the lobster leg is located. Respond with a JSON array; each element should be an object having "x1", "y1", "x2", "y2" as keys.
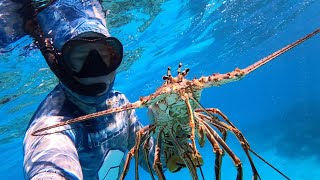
[
  {"x1": 119, "y1": 147, "x2": 134, "y2": 180},
  {"x1": 153, "y1": 128, "x2": 166, "y2": 180},
  {"x1": 211, "y1": 108, "x2": 259, "y2": 180},
  {"x1": 191, "y1": 96, "x2": 228, "y2": 155},
  {"x1": 197, "y1": 118, "x2": 243, "y2": 180},
  {"x1": 184, "y1": 98, "x2": 198, "y2": 155},
  {"x1": 185, "y1": 97, "x2": 206, "y2": 180},
  {"x1": 194, "y1": 114, "x2": 224, "y2": 180},
  {"x1": 166, "y1": 127, "x2": 199, "y2": 180},
  {"x1": 190, "y1": 97, "x2": 254, "y2": 177},
  {"x1": 119, "y1": 125, "x2": 155, "y2": 180},
  {"x1": 142, "y1": 136, "x2": 156, "y2": 180},
  {"x1": 195, "y1": 108, "x2": 259, "y2": 180},
  {"x1": 196, "y1": 122, "x2": 206, "y2": 147},
  {"x1": 134, "y1": 129, "x2": 143, "y2": 180},
  {"x1": 190, "y1": 96, "x2": 228, "y2": 141}
]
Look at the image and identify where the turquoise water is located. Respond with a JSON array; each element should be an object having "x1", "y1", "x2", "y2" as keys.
[{"x1": 0, "y1": 0, "x2": 320, "y2": 179}]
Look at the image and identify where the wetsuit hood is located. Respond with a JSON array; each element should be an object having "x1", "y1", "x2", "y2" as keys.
[{"x1": 25, "y1": 0, "x2": 123, "y2": 96}]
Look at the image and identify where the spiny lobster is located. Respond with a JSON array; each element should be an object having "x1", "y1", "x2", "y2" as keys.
[{"x1": 32, "y1": 29, "x2": 319, "y2": 180}]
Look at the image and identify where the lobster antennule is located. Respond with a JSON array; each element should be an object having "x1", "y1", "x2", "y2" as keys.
[
  {"x1": 200, "y1": 28, "x2": 320, "y2": 88},
  {"x1": 178, "y1": 63, "x2": 182, "y2": 75}
]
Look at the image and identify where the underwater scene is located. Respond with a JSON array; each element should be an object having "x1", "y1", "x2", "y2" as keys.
[{"x1": 0, "y1": 0, "x2": 320, "y2": 179}]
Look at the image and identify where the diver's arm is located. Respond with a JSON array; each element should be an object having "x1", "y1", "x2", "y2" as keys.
[{"x1": 23, "y1": 116, "x2": 83, "y2": 180}]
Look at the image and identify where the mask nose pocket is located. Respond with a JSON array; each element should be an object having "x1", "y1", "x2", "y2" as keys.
[{"x1": 75, "y1": 49, "x2": 110, "y2": 78}]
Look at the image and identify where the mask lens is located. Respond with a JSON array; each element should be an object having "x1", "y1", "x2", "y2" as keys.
[{"x1": 62, "y1": 37, "x2": 123, "y2": 77}]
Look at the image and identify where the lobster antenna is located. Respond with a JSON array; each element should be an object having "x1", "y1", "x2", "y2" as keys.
[
  {"x1": 243, "y1": 28, "x2": 320, "y2": 74},
  {"x1": 249, "y1": 148, "x2": 290, "y2": 180}
]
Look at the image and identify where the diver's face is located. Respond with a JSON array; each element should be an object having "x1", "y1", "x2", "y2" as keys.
[{"x1": 60, "y1": 32, "x2": 123, "y2": 96}]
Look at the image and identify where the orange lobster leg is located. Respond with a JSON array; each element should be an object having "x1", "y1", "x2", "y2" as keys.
[
  {"x1": 153, "y1": 128, "x2": 166, "y2": 180},
  {"x1": 199, "y1": 119, "x2": 243, "y2": 180},
  {"x1": 119, "y1": 125, "x2": 155, "y2": 180}
]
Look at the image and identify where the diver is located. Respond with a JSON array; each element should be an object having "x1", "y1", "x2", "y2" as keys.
[{"x1": 1, "y1": 0, "x2": 155, "y2": 179}]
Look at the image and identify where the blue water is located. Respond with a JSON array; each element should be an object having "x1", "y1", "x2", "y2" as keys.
[{"x1": 0, "y1": 0, "x2": 320, "y2": 179}]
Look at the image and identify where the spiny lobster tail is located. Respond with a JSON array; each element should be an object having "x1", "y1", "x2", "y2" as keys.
[{"x1": 200, "y1": 29, "x2": 320, "y2": 89}]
